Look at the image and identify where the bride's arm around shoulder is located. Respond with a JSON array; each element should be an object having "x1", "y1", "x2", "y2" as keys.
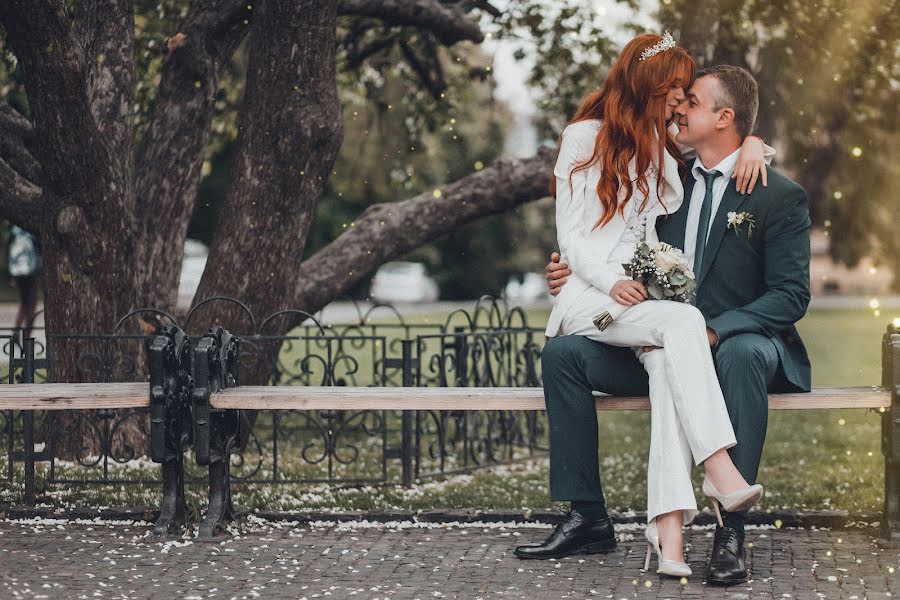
[{"x1": 552, "y1": 119, "x2": 622, "y2": 296}]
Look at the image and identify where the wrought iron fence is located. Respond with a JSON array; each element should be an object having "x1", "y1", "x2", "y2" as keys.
[{"x1": 0, "y1": 296, "x2": 551, "y2": 494}]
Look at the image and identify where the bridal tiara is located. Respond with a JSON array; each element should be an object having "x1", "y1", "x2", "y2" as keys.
[{"x1": 639, "y1": 31, "x2": 677, "y2": 61}]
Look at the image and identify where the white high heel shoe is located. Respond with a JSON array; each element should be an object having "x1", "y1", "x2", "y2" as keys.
[
  {"x1": 702, "y1": 476, "x2": 764, "y2": 527},
  {"x1": 643, "y1": 520, "x2": 692, "y2": 578}
]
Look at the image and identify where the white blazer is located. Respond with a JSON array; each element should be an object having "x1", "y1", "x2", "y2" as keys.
[{"x1": 545, "y1": 119, "x2": 686, "y2": 338}]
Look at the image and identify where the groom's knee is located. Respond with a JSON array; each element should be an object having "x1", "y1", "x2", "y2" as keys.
[
  {"x1": 540, "y1": 335, "x2": 588, "y2": 382},
  {"x1": 715, "y1": 334, "x2": 778, "y2": 381}
]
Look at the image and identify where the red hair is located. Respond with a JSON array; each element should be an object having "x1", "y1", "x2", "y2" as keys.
[{"x1": 550, "y1": 34, "x2": 695, "y2": 228}]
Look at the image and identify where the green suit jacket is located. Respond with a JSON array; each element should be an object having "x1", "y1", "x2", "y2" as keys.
[{"x1": 657, "y1": 166, "x2": 812, "y2": 393}]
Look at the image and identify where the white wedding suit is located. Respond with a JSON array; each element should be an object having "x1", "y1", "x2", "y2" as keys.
[{"x1": 545, "y1": 118, "x2": 771, "y2": 525}]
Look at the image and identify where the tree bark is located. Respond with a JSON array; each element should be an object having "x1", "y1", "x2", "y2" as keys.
[
  {"x1": 0, "y1": 156, "x2": 42, "y2": 232},
  {"x1": 1, "y1": 0, "x2": 140, "y2": 458},
  {"x1": 133, "y1": 0, "x2": 253, "y2": 313},
  {"x1": 0, "y1": 103, "x2": 41, "y2": 184},
  {"x1": 0, "y1": 0, "x2": 136, "y2": 338},
  {"x1": 188, "y1": 0, "x2": 343, "y2": 340},
  {"x1": 72, "y1": 0, "x2": 136, "y2": 170}
]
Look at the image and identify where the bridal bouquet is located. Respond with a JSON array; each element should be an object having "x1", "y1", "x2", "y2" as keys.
[{"x1": 592, "y1": 241, "x2": 696, "y2": 331}]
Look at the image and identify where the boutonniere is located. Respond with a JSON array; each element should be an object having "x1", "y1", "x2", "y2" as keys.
[{"x1": 727, "y1": 211, "x2": 755, "y2": 238}]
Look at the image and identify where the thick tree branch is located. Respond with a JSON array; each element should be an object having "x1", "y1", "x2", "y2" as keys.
[
  {"x1": 0, "y1": 156, "x2": 43, "y2": 232},
  {"x1": 337, "y1": 0, "x2": 485, "y2": 45},
  {"x1": 0, "y1": 133, "x2": 41, "y2": 184},
  {"x1": 133, "y1": 0, "x2": 253, "y2": 310},
  {"x1": 345, "y1": 34, "x2": 398, "y2": 70},
  {"x1": 136, "y1": 0, "x2": 252, "y2": 185},
  {"x1": 460, "y1": 0, "x2": 502, "y2": 19},
  {"x1": 292, "y1": 147, "x2": 555, "y2": 315},
  {"x1": 0, "y1": 103, "x2": 34, "y2": 142},
  {"x1": 0, "y1": 103, "x2": 40, "y2": 182},
  {"x1": 0, "y1": 0, "x2": 126, "y2": 206},
  {"x1": 399, "y1": 38, "x2": 447, "y2": 99},
  {"x1": 73, "y1": 0, "x2": 136, "y2": 166}
]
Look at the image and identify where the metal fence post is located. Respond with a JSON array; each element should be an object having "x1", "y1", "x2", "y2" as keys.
[
  {"x1": 453, "y1": 326, "x2": 468, "y2": 386},
  {"x1": 384, "y1": 338, "x2": 419, "y2": 487},
  {"x1": 883, "y1": 323, "x2": 900, "y2": 543},
  {"x1": 22, "y1": 338, "x2": 35, "y2": 507},
  {"x1": 400, "y1": 339, "x2": 414, "y2": 488}
]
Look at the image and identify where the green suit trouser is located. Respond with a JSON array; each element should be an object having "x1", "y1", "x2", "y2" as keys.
[{"x1": 542, "y1": 332, "x2": 779, "y2": 531}]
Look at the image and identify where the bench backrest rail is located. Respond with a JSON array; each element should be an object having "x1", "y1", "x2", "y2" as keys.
[{"x1": 206, "y1": 385, "x2": 889, "y2": 412}]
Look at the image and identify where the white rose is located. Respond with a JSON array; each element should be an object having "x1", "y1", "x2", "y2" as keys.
[{"x1": 654, "y1": 247, "x2": 685, "y2": 274}]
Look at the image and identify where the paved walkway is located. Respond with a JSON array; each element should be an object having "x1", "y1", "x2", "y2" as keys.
[{"x1": 0, "y1": 517, "x2": 896, "y2": 599}]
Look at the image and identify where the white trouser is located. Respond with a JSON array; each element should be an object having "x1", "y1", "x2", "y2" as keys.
[{"x1": 560, "y1": 290, "x2": 737, "y2": 525}]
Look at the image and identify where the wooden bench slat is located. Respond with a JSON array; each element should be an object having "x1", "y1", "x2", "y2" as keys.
[
  {"x1": 210, "y1": 386, "x2": 890, "y2": 411},
  {"x1": 0, "y1": 383, "x2": 887, "y2": 412},
  {"x1": 0, "y1": 383, "x2": 149, "y2": 410}
]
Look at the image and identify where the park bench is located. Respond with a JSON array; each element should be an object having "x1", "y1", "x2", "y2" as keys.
[
  {"x1": 1, "y1": 323, "x2": 897, "y2": 544},
  {"x1": 190, "y1": 325, "x2": 900, "y2": 542},
  {"x1": 0, "y1": 327, "x2": 194, "y2": 536}
]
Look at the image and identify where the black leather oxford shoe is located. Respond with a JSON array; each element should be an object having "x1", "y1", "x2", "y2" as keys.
[
  {"x1": 513, "y1": 510, "x2": 616, "y2": 560},
  {"x1": 706, "y1": 526, "x2": 748, "y2": 585}
]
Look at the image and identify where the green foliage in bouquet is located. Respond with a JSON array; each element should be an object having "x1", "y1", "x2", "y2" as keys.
[{"x1": 622, "y1": 241, "x2": 696, "y2": 303}]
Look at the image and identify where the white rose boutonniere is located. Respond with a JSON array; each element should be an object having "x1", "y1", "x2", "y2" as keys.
[{"x1": 727, "y1": 211, "x2": 756, "y2": 238}]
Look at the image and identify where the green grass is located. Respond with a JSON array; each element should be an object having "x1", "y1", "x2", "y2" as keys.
[{"x1": 0, "y1": 307, "x2": 893, "y2": 515}]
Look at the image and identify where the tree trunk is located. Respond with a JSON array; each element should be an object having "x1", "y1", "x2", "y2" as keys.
[
  {"x1": 0, "y1": 0, "x2": 137, "y2": 343},
  {"x1": 0, "y1": 0, "x2": 141, "y2": 458},
  {"x1": 189, "y1": 0, "x2": 343, "y2": 348},
  {"x1": 133, "y1": 0, "x2": 252, "y2": 313}
]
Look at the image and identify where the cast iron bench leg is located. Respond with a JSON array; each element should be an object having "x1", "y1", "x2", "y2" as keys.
[
  {"x1": 149, "y1": 325, "x2": 192, "y2": 537},
  {"x1": 200, "y1": 410, "x2": 238, "y2": 538},
  {"x1": 154, "y1": 453, "x2": 186, "y2": 536},
  {"x1": 193, "y1": 327, "x2": 239, "y2": 539}
]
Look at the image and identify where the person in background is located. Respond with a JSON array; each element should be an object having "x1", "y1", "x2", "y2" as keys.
[{"x1": 7, "y1": 224, "x2": 41, "y2": 342}]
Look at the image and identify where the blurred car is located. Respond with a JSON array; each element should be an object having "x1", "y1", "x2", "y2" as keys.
[
  {"x1": 504, "y1": 272, "x2": 551, "y2": 304},
  {"x1": 370, "y1": 262, "x2": 439, "y2": 303},
  {"x1": 178, "y1": 238, "x2": 209, "y2": 303}
]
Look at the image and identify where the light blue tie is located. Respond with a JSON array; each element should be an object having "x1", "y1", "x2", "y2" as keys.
[{"x1": 693, "y1": 169, "x2": 722, "y2": 275}]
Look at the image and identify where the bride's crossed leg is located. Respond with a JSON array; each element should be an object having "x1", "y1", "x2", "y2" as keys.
[{"x1": 561, "y1": 297, "x2": 754, "y2": 564}]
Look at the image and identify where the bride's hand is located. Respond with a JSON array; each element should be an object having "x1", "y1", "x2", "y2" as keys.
[
  {"x1": 610, "y1": 280, "x2": 647, "y2": 306},
  {"x1": 733, "y1": 135, "x2": 768, "y2": 195}
]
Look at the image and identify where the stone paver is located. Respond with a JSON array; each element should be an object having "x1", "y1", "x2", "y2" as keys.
[{"x1": 0, "y1": 517, "x2": 897, "y2": 599}]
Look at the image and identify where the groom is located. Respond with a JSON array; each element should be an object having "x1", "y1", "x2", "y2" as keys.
[{"x1": 514, "y1": 65, "x2": 811, "y2": 585}]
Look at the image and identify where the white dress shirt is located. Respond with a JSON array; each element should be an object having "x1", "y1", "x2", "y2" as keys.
[{"x1": 683, "y1": 148, "x2": 741, "y2": 268}]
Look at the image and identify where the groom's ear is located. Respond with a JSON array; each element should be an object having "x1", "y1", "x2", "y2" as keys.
[{"x1": 716, "y1": 107, "x2": 736, "y2": 131}]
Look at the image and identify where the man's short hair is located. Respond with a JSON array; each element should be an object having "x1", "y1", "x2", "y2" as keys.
[{"x1": 696, "y1": 65, "x2": 759, "y2": 138}]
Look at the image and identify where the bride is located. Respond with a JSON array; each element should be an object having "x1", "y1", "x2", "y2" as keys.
[{"x1": 545, "y1": 33, "x2": 767, "y2": 577}]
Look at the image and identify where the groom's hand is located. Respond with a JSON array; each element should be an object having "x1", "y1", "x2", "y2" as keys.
[{"x1": 545, "y1": 252, "x2": 571, "y2": 296}]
